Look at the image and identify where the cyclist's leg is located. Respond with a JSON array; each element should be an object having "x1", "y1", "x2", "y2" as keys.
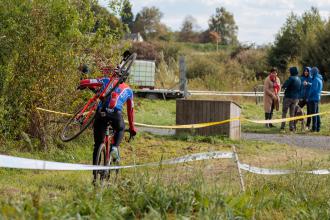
[
  {"x1": 108, "y1": 111, "x2": 125, "y2": 147},
  {"x1": 93, "y1": 113, "x2": 108, "y2": 165}
]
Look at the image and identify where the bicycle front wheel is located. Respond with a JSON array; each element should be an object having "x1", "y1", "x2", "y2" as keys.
[{"x1": 93, "y1": 143, "x2": 107, "y2": 183}]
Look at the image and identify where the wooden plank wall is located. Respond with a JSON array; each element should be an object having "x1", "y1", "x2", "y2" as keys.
[{"x1": 176, "y1": 99, "x2": 241, "y2": 139}]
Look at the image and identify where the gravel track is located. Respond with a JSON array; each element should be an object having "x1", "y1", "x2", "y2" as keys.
[
  {"x1": 138, "y1": 127, "x2": 330, "y2": 150},
  {"x1": 242, "y1": 132, "x2": 330, "y2": 150}
]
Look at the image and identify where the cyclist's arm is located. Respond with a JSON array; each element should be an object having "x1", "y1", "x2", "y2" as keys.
[
  {"x1": 126, "y1": 94, "x2": 136, "y2": 134},
  {"x1": 79, "y1": 79, "x2": 103, "y2": 90}
]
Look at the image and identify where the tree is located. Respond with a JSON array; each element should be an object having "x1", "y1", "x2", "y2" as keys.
[
  {"x1": 208, "y1": 7, "x2": 238, "y2": 45},
  {"x1": 268, "y1": 13, "x2": 301, "y2": 73},
  {"x1": 178, "y1": 15, "x2": 199, "y2": 42},
  {"x1": 120, "y1": 0, "x2": 134, "y2": 31},
  {"x1": 268, "y1": 7, "x2": 325, "y2": 73},
  {"x1": 299, "y1": 7, "x2": 325, "y2": 70},
  {"x1": 91, "y1": 3, "x2": 124, "y2": 37},
  {"x1": 302, "y1": 20, "x2": 330, "y2": 77},
  {"x1": 131, "y1": 6, "x2": 163, "y2": 39},
  {"x1": 209, "y1": 31, "x2": 221, "y2": 43}
]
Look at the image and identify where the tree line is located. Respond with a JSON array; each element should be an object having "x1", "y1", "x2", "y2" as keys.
[
  {"x1": 115, "y1": 0, "x2": 239, "y2": 45},
  {"x1": 269, "y1": 7, "x2": 330, "y2": 80}
]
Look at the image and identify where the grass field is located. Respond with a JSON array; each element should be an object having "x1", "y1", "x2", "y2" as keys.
[
  {"x1": 134, "y1": 98, "x2": 330, "y2": 136},
  {"x1": 1, "y1": 98, "x2": 330, "y2": 219}
]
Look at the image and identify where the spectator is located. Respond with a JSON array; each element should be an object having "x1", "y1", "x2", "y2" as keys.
[
  {"x1": 263, "y1": 68, "x2": 281, "y2": 127},
  {"x1": 280, "y1": 67, "x2": 301, "y2": 131},
  {"x1": 298, "y1": 67, "x2": 312, "y2": 129},
  {"x1": 307, "y1": 67, "x2": 323, "y2": 132}
]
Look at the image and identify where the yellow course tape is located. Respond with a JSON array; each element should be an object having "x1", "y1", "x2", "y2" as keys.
[
  {"x1": 36, "y1": 107, "x2": 73, "y2": 117},
  {"x1": 36, "y1": 107, "x2": 330, "y2": 129},
  {"x1": 243, "y1": 111, "x2": 330, "y2": 124},
  {"x1": 132, "y1": 117, "x2": 241, "y2": 129}
]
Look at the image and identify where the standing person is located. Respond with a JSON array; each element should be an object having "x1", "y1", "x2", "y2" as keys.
[
  {"x1": 298, "y1": 67, "x2": 312, "y2": 129},
  {"x1": 263, "y1": 68, "x2": 281, "y2": 127},
  {"x1": 307, "y1": 67, "x2": 323, "y2": 132},
  {"x1": 280, "y1": 67, "x2": 301, "y2": 131}
]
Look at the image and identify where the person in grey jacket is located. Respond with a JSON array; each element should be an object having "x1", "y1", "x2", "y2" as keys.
[{"x1": 280, "y1": 67, "x2": 302, "y2": 131}]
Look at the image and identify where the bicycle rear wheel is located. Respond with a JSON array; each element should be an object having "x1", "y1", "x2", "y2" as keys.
[
  {"x1": 60, "y1": 100, "x2": 97, "y2": 142},
  {"x1": 120, "y1": 53, "x2": 136, "y2": 81}
]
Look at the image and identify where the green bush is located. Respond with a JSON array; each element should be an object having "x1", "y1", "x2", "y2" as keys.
[
  {"x1": 186, "y1": 54, "x2": 222, "y2": 79},
  {"x1": 185, "y1": 49, "x2": 266, "y2": 91},
  {"x1": 0, "y1": 0, "x2": 123, "y2": 148}
]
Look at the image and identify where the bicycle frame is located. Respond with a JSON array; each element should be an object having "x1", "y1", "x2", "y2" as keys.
[
  {"x1": 80, "y1": 96, "x2": 98, "y2": 123},
  {"x1": 76, "y1": 78, "x2": 113, "y2": 124}
]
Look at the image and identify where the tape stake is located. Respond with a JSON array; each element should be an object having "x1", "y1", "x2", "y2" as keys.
[{"x1": 232, "y1": 145, "x2": 246, "y2": 192}]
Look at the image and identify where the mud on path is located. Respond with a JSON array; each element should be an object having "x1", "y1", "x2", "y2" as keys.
[{"x1": 138, "y1": 127, "x2": 330, "y2": 150}]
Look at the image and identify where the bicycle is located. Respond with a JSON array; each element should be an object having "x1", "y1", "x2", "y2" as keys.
[
  {"x1": 93, "y1": 123, "x2": 133, "y2": 185},
  {"x1": 60, "y1": 52, "x2": 137, "y2": 142}
]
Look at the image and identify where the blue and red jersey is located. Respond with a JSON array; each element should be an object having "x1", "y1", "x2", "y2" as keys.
[{"x1": 79, "y1": 77, "x2": 136, "y2": 132}]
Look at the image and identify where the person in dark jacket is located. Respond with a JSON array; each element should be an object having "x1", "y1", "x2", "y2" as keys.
[
  {"x1": 298, "y1": 67, "x2": 312, "y2": 129},
  {"x1": 280, "y1": 67, "x2": 302, "y2": 131},
  {"x1": 307, "y1": 67, "x2": 323, "y2": 132}
]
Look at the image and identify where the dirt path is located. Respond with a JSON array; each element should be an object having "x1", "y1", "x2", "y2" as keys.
[
  {"x1": 242, "y1": 133, "x2": 330, "y2": 150},
  {"x1": 138, "y1": 127, "x2": 330, "y2": 150}
]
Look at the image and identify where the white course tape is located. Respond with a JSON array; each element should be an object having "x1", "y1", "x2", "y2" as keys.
[
  {"x1": 0, "y1": 151, "x2": 234, "y2": 171},
  {"x1": 238, "y1": 162, "x2": 330, "y2": 175},
  {"x1": 189, "y1": 91, "x2": 330, "y2": 97}
]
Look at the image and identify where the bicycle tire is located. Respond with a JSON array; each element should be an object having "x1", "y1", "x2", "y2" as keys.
[
  {"x1": 93, "y1": 143, "x2": 107, "y2": 183},
  {"x1": 60, "y1": 102, "x2": 97, "y2": 142},
  {"x1": 100, "y1": 53, "x2": 137, "y2": 108},
  {"x1": 121, "y1": 53, "x2": 137, "y2": 78}
]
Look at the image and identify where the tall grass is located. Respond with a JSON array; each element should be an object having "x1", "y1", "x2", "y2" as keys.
[{"x1": 1, "y1": 165, "x2": 329, "y2": 219}]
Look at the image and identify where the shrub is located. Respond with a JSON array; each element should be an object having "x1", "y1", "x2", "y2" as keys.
[
  {"x1": 131, "y1": 41, "x2": 160, "y2": 61},
  {"x1": 186, "y1": 55, "x2": 222, "y2": 79},
  {"x1": 0, "y1": 0, "x2": 123, "y2": 149}
]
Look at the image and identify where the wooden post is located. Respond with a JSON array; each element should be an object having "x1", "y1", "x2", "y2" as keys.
[
  {"x1": 179, "y1": 56, "x2": 187, "y2": 99},
  {"x1": 232, "y1": 145, "x2": 245, "y2": 192}
]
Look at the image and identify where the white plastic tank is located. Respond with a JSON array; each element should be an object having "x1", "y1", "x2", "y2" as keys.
[{"x1": 129, "y1": 60, "x2": 155, "y2": 88}]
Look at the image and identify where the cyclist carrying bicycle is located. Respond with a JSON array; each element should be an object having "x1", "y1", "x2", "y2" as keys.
[{"x1": 78, "y1": 51, "x2": 137, "y2": 164}]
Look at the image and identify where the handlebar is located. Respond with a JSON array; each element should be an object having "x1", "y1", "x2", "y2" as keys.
[{"x1": 125, "y1": 129, "x2": 135, "y2": 143}]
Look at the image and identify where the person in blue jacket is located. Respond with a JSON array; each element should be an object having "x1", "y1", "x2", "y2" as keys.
[
  {"x1": 307, "y1": 67, "x2": 323, "y2": 132},
  {"x1": 280, "y1": 67, "x2": 302, "y2": 131},
  {"x1": 299, "y1": 67, "x2": 312, "y2": 129}
]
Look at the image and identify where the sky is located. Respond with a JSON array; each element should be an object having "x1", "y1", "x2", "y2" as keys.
[{"x1": 99, "y1": 0, "x2": 330, "y2": 45}]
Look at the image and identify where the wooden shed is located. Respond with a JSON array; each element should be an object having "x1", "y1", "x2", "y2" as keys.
[{"x1": 176, "y1": 99, "x2": 241, "y2": 139}]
